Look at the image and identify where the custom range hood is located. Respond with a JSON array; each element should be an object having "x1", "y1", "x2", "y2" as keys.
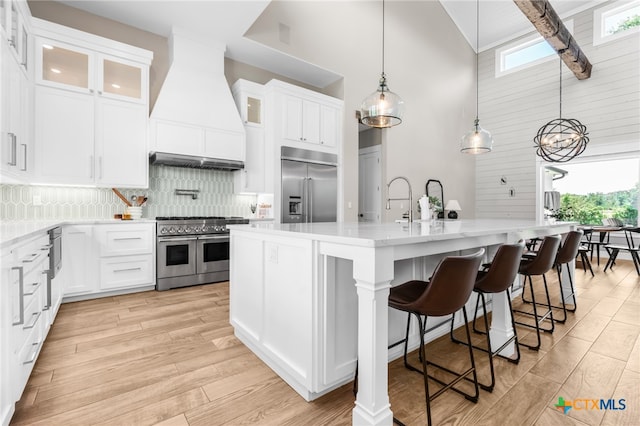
[{"x1": 149, "y1": 28, "x2": 245, "y2": 170}]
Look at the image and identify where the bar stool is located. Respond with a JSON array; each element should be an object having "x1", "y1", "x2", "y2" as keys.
[
  {"x1": 522, "y1": 231, "x2": 582, "y2": 324},
  {"x1": 388, "y1": 249, "x2": 484, "y2": 426},
  {"x1": 553, "y1": 231, "x2": 582, "y2": 321},
  {"x1": 513, "y1": 235, "x2": 561, "y2": 351},
  {"x1": 451, "y1": 241, "x2": 525, "y2": 392}
]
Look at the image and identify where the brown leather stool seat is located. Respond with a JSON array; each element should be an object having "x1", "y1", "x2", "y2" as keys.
[
  {"x1": 451, "y1": 241, "x2": 525, "y2": 392},
  {"x1": 388, "y1": 249, "x2": 484, "y2": 426},
  {"x1": 514, "y1": 235, "x2": 561, "y2": 351}
]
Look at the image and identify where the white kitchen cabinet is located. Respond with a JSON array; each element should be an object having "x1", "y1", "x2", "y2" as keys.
[
  {"x1": 63, "y1": 223, "x2": 155, "y2": 299},
  {"x1": 34, "y1": 86, "x2": 94, "y2": 185},
  {"x1": 0, "y1": 246, "x2": 15, "y2": 426},
  {"x1": 62, "y1": 225, "x2": 98, "y2": 296},
  {"x1": 283, "y1": 96, "x2": 320, "y2": 145},
  {"x1": 319, "y1": 104, "x2": 339, "y2": 148},
  {"x1": 232, "y1": 79, "x2": 267, "y2": 193},
  {"x1": 96, "y1": 98, "x2": 147, "y2": 187},
  {"x1": 234, "y1": 126, "x2": 265, "y2": 193},
  {"x1": 267, "y1": 80, "x2": 342, "y2": 153},
  {"x1": 1, "y1": 231, "x2": 50, "y2": 425},
  {"x1": 31, "y1": 20, "x2": 152, "y2": 188},
  {"x1": 0, "y1": 0, "x2": 32, "y2": 184}
]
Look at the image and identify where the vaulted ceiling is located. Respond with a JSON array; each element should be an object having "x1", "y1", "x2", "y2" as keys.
[{"x1": 54, "y1": 0, "x2": 604, "y2": 86}]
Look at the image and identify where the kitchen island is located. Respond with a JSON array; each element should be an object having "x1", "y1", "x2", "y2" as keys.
[{"x1": 228, "y1": 219, "x2": 575, "y2": 426}]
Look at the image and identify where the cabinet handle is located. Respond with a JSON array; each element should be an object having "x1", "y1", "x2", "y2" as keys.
[
  {"x1": 90, "y1": 156, "x2": 94, "y2": 178},
  {"x1": 7, "y1": 133, "x2": 17, "y2": 166},
  {"x1": 89, "y1": 89, "x2": 94, "y2": 94},
  {"x1": 23, "y1": 341, "x2": 42, "y2": 365},
  {"x1": 41, "y1": 244, "x2": 53, "y2": 251},
  {"x1": 23, "y1": 311, "x2": 42, "y2": 330},
  {"x1": 113, "y1": 267, "x2": 142, "y2": 273},
  {"x1": 20, "y1": 143, "x2": 27, "y2": 171},
  {"x1": 44, "y1": 269, "x2": 52, "y2": 309},
  {"x1": 12, "y1": 266, "x2": 25, "y2": 326},
  {"x1": 99, "y1": 156, "x2": 103, "y2": 179},
  {"x1": 98, "y1": 90, "x2": 103, "y2": 95},
  {"x1": 22, "y1": 251, "x2": 43, "y2": 263},
  {"x1": 114, "y1": 237, "x2": 142, "y2": 241},
  {"x1": 24, "y1": 281, "x2": 41, "y2": 296},
  {"x1": 8, "y1": 37, "x2": 15, "y2": 47}
]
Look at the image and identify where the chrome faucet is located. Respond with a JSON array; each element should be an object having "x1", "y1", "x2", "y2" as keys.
[{"x1": 386, "y1": 176, "x2": 413, "y2": 223}]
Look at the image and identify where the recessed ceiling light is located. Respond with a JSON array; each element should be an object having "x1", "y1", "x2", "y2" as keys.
[
  {"x1": 50, "y1": 68, "x2": 61, "y2": 74},
  {"x1": 111, "y1": 83, "x2": 121, "y2": 89}
]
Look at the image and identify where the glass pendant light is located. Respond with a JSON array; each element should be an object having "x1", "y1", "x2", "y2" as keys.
[
  {"x1": 460, "y1": 0, "x2": 493, "y2": 154},
  {"x1": 360, "y1": 0, "x2": 404, "y2": 128}
]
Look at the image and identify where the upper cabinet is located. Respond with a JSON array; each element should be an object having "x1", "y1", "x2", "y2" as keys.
[
  {"x1": 31, "y1": 19, "x2": 152, "y2": 188},
  {"x1": 37, "y1": 39, "x2": 146, "y2": 104},
  {"x1": 232, "y1": 79, "x2": 267, "y2": 194},
  {"x1": 0, "y1": 0, "x2": 32, "y2": 185},
  {"x1": 268, "y1": 80, "x2": 343, "y2": 153}
]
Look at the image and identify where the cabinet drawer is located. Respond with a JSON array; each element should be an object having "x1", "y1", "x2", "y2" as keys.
[
  {"x1": 14, "y1": 285, "x2": 44, "y2": 351},
  {"x1": 100, "y1": 255, "x2": 153, "y2": 290},
  {"x1": 16, "y1": 310, "x2": 45, "y2": 391},
  {"x1": 97, "y1": 225, "x2": 153, "y2": 256}
]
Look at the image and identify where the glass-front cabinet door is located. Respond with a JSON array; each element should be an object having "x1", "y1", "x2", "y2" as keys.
[
  {"x1": 1, "y1": 0, "x2": 7, "y2": 33},
  {"x1": 99, "y1": 55, "x2": 144, "y2": 103},
  {"x1": 37, "y1": 38, "x2": 92, "y2": 92}
]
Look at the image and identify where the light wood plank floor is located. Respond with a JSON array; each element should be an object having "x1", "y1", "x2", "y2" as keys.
[{"x1": 11, "y1": 260, "x2": 639, "y2": 425}]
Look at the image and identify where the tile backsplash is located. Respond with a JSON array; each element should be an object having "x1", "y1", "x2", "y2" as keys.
[{"x1": 1, "y1": 165, "x2": 259, "y2": 221}]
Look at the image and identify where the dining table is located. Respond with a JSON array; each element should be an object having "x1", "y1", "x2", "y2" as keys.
[{"x1": 579, "y1": 225, "x2": 622, "y2": 266}]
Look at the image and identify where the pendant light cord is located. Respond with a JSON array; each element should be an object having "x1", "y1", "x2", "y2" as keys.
[
  {"x1": 559, "y1": 58, "x2": 562, "y2": 119},
  {"x1": 474, "y1": 0, "x2": 480, "y2": 123},
  {"x1": 382, "y1": 0, "x2": 385, "y2": 76}
]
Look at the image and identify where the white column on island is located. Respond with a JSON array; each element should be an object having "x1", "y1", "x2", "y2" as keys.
[{"x1": 352, "y1": 246, "x2": 394, "y2": 426}]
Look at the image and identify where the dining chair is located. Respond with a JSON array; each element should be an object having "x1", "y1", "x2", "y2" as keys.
[{"x1": 604, "y1": 227, "x2": 640, "y2": 276}]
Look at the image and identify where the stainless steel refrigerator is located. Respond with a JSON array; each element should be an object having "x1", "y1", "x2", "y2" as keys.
[{"x1": 281, "y1": 147, "x2": 337, "y2": 223}]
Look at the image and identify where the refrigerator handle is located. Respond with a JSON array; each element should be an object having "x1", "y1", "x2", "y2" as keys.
[
  {"x1": 300, "y1": 177, "x2": 307, "y2": 223},
  {"x1": 308, "y1": 177, "x2": 313, "y2": 223}
]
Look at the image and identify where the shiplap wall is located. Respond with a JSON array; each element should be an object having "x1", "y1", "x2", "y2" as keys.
[{"x1": 475, "y1": 2, "x2": 640, "y2": 219}]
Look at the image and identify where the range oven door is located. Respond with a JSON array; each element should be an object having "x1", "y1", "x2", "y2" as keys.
[
  {"x1": 157, "y1": 236, "x2": 197, "y2": 279},
  {"x1": 196, "y1": 234, "x2": 230, "y2": 274}
]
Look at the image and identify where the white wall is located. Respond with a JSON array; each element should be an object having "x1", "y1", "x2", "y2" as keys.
[
  {"x1": 246, "y1": 1, "x2": 477, "y2": 222},
  {"x1": 475, "y1": 3, "x2": 640, "y2": 219}
]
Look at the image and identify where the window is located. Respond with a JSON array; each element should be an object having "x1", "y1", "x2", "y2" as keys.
[
  {"x1": 594, "y1": 0, "x2": 640, "y2": 45},
  {"x1": 496, "y1": 21, "x2": 573, "y2": 77},
  {"x1": 546, "y1": 158, "x2": 639, "y2": 226}
]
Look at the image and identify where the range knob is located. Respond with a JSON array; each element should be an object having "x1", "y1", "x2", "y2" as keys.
[
  {"x1": 161, "y1": 228, "x2": 167, "y2": 234},
  {"x1": 184, "y1": 226, "x2": 191, "y2": 233},
  {"x1": 169, "y1": 227, "x2": 176, "y2": 234}
]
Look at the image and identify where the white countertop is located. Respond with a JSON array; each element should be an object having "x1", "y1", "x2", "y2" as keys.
[
  {"x1": 1, "y1": 219, "x2": 156, "y2": 248},
  {"x1": 229, "y1": 219, "x2": 575, "y2": 248}
]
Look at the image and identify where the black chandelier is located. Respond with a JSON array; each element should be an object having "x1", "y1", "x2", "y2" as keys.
[{"x1": 534, "y1": 59, "x2": 589, "y2": 163}]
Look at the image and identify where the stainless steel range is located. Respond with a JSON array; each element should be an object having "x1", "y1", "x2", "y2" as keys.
[{"x1": 156, "y1": 216, "x2": 249, "y2": 291}]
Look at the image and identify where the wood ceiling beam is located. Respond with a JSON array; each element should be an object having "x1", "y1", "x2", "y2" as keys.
[{"x1": 513, "y1": 0, "x2": 592, "y2": 80}]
